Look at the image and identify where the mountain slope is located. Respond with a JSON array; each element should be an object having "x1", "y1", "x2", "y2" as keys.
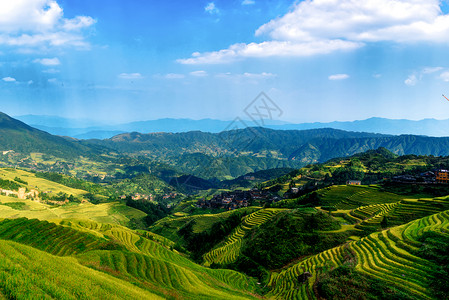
[
  {"x1": 268, "y1": 209, "x2": 449, "y2": 299},
  {"x1": 0, "y1": 112, "x2": 94, "y2": 159}
]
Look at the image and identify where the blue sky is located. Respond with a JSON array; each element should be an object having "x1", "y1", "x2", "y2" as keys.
[{"x1": 1, "y1": 0, "x2": 449, "y2": 124}]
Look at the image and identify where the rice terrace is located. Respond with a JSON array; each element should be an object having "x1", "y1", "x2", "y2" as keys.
[{"x1": 2, "y1": 0, "x2": 449, "y2": 299}]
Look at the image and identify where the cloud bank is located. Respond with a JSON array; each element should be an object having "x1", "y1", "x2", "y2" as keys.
[
  {"x1": 179, "y1": 0, "x2": 449, "y2": 64},
  {"x1": 0, "y1": 0, "x2": 96, "y2": 50}
]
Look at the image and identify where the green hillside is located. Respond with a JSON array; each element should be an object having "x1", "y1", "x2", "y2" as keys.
[
  {"x1": 268, "y1": 209, "x2": 449, "y2": 299},
  {"x1": 0, "y1": 240, "x2": 163, "y2": 300},
  {"x1": 0, "y1": 215, "x2": 261, "y2": 299},
  {"x1": 203, "y1": 208, "x2": 286, "y2": 266},
  {"x1": 0, "y1": 112, "x2": 95, "y2": 159},
  {"x1": 2, "y1": 111, "x2": 449, "y2": 299}
]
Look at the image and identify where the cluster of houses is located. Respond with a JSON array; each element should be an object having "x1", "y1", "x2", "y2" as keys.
[
  {"x1": 196, "y1": 188, "x2": 281, "y2": 210},
  {"x1": 120, "y1": 193, "x2": 154, "y2": 201},
  {"x1": 120, "y1": 192, "x2": 179, "y2": 202},
  {"x1": 162, "y1": 192, "x2": 178, "y2": 200},
  {"x1": 391, "y1": 170, "x2": 445, "y2": 184}
]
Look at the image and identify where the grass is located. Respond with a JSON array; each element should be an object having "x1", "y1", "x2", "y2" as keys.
[
  {"x1": 0, "y1": 202, "x2": 29, "y2": 210},
  {"x1": 0, "y1": 196, "x2": 146, "y2": 227},
  {"x1": 0, "y1": 168, "x2": 87, "y2": 197}
]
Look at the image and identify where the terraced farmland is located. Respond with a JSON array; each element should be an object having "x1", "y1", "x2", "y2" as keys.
[
  {"x1": 319, "y1": 185, "x2": 406, "y2": 209},
  {"x1": 0, "y1": 195, "x2": 146, "y2": 227},
  {"x1": 0, "y1": 215, "x2": 261, "y2": 299},
  {"x1": 203, "y1": 208, "x2": 285, "y2": 266},
  {"x1": 0, "y1": 218, "x2": 110, "y2": 256},
  {"x1": 267, "y1": 210, "x2": 449, "y2": 299},
  {"x1": 0, "y1": 240, "x2": 163, "y2": 299},
  {"x1": 352, "y1": 202, "x2": 399, "y2": 231},
  {"x1": 0, "y1": 168, "x2": 88, "y2": 197},
  {"x1": 343, "y1": 195, "x2": 449, "y2": 233},
  {"x1": 65, "y1": 218, "x2": 261, "y2": 299},
  {"x1": 78, "y1": 250, "x2": 258, "y2": 299}
]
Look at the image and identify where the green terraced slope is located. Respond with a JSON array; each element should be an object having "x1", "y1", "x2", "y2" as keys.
[
  {"x1": 150, "y1": 207, "x2": 259, "y2": 243},
  {"x1": 319, "y1": 185, "x2": 406, "y2": 209},
  {"x1": 267, "y1": 209, "x2": 449, "y2": 299},
  {"x1": 0, "y1": 218, "x2": 111, "y2": 256},
  {"x1": 0, "y1": 216, "x2": 260, "y2": 299},
  {"x1": 0, "y1": 240, "x2": 162, "y2": 300},
  {"x1": 203, "y1": 208, "x2": 286, "y2": 266}
]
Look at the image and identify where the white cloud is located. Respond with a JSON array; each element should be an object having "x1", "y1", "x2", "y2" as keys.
[
  {"x1": 34, "y1": 57, "x2": 60, "y2": 66},
  {"x1": 0, "y1": 0, "x2": 95, "y2": 49},
  {"x1": 118, "y1": 73, "x2": 143, "y2": 80},
  {"x1": 0, "y1": 32, "x2": 90, "y2": 48},
  {"x1": 205, "y1": 2, "x2": 219, "y2": 14},
  {"x1": 404, "y1": 66, "x2": 446, "y2": 85},
  {"x1": 190, "y1": 70, "x2": 208, "y2": 77},
  {"x1": 440, "y1": 72, "x2": 449, "y2": 82},
  {"x1": 2, "y1": 77, "x2": 16, "y2": 82},
  {"x1": 42, "y1": 68, "x2": 60, "y2": 74},
  {"x1": 242, "y1": 0, "x2": 255, "y2": 5},
  {"x1": 179, "y1": 0, "x2": 449, "y2": 64},
  {"x1": 164, "y1": 73, "x2": 185, "y2": 79},
  {"x1": 62, "y1": 16, "x2": 95, "y2": 31},
  {"x1": 48, "y1": 78, "x2": 58, "y2": 83},
  {"x1": 255, "y1": 0, "x2": 445, "y2": 42},
  {"x1": 178, "y1": 40, "x2": 362, "y2": 64},
  {"x1": 243, "y1": 72, "x2": 275, "y2": 78},
  {"x1": 405, "y1": 74, "x2": 418, "y2": 86},
  {"x1": 216, "y1": 72, "x2": 276, "y2": 80},
  {"x1": 423, "y1": 66, "x2": 444, "y2": 74},
  {"x1": 329, "y1": 74, "x2": 349, "y2": 81}
]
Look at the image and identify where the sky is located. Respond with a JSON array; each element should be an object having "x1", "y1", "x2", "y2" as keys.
[{"x1": 2, "y1": 0, "x2": 449, "y2": 124}]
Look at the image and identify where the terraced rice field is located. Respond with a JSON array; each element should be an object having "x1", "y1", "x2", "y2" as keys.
[
  {"x1": 150, "y1": 207, "x2": 259, "y2": 242},
  {"x1": 65, "y1": 217, "x2": 260, "y2": 299},
  {"x1": 0, "y1": 168, "x2": 88, "y2": 197},
  {"x1": 0, "y1": 196, "x2": 146, "y2": 227},
  {"x1": 267, "y1": 210, "x2": 449, "y2": 299},
  {"x1": 0, "y1": 218, "x2": 108, "y2": 256},
  {"x1": 203, "y1": 208, "x2": 285, "y2": 266},
  {"x1": 0, "y1": 216, "x2": 260, "y2": 299},
  {"x1": 333, "y1": 192, "x2": 449, "y2": 234},
  {"x1": 268, "y1": 245, "x2": 346, "y2": 299},
  {"x1": 353, "y1": 202, "x2": 399, "y2": 230},
  {"x1": 386, "y1": 197, "x2": 449, "y2": 225},
  {"x1": 319, "y1": 185, "x2": 406, "y2": 210},
  {"x1": 0, "y1": 240, "x2": 163, "y2": 299}
]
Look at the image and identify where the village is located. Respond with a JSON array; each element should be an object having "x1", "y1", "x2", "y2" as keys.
[
  {"x1": 196, "y1": 188, "x2": 282, "y2": 210},
  {"x1": 196, "y1": 169, "x2": 449, "y2": 211},
  {"x1": 391, "y1": 169, "x2": 449, "y2": 184}
]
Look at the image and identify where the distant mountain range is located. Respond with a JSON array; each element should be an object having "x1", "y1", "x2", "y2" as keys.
[
  {"x1": 14, "y1": 115, "x2": 449, "y2": 139},
  {"x1": 6, "y1": 111, "x2": 449, "y2": 180}
]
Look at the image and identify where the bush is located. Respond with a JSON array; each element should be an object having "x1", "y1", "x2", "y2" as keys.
[
  {"x1": 417, "y1": 231, "x2": 449, "y2": 299},
  {"x1": 241, "y1": 211, "x2": 345, "y2": 269},
  {"x1": 317, "y1": 263, "x2": 413, "y2": 300}
]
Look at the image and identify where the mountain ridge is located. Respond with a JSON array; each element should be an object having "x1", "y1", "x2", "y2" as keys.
[{"x1": 14, "y1": 114, "x2": 449, "y2": 139}]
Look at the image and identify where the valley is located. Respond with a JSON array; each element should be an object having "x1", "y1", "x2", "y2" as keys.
[
  {"x1": 4, "y1": 1, "x2": 449, "y2": 299},
  {"x1": 0, "y1": 112, "x2": 449, "y2": 299}
]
